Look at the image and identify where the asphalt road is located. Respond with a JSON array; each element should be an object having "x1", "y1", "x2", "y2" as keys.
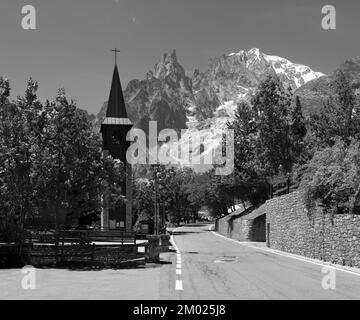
[
  {"x1": 1, "y1": 223, "x2": 360, "y2": 299},
  {"x1": 166, "y1": 223, "x2": 360, "y2": 300}
]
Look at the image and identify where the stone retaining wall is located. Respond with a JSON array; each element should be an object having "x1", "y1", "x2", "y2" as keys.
[
  {"x1": 266, "y1": 192, "x2": 360, "y2": 268},
  {"x1": 215, "y1": 191, "x2": 360, "y2": 268},
  {"x1": 215, "y1": 207, "x2": 265, "y2": 241}
]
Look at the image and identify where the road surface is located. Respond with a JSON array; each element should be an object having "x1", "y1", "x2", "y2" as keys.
[
  {"x1": 1, "y1": 223, "x2": 360, "y2": 299},
  {"x1": 166, "y1": 223, "x2": 360, "y2": 299}
]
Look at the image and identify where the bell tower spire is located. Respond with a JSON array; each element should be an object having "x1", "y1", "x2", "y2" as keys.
[{"x1": 105, "y1": 48, "x2": 128, "y2": 119}]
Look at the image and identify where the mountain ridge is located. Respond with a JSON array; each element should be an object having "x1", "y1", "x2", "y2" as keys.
[{"x1": 94, "y1": 48, "x2": 325, "y2": 131}]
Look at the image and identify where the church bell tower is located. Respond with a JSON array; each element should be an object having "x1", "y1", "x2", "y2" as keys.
[{"x1": 100, "y1": 49, "x2": 133, "y2": 231}]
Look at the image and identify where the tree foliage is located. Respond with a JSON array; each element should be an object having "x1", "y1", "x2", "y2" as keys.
[
  {"x1": 310, "y1": 70, "x2": 360, "y2": 147},
  {"x1": 252, "y1": 75, "x2": 293, "y2": 175},
  {"x1": 300, "y1": 139, "x2": 360, "y2": 216},
  {"x1": 0, "y1": 78, "x2": 124, "y2": 241},
  {"x1": 226, "y1": 76, "x2": 307, "y2": 212},
  {"x1": 301, "y1": 70, "x2": 360, "y2": 216}
]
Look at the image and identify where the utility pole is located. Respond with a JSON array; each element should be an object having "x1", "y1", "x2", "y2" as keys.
[
  {"x1": 162, "y1": 202, "x2": 166, "y2": 229},
  {"x1": 153, "y1": 164, "x2": 160, "y2": 235}
]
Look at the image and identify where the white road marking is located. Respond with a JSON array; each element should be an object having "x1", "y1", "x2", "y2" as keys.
[
  {"x1": 175, "y1": 279, "x2": 183, "y2": 291},
  {"x1": 170, "y1": 230, "x2": 180, "y2": 251},
  {"x1": 211, "y1": 230, "x2": 360, "y2": 278},
  {"x1": 171, "y1": 226, "x2": 184, "y2": 291}
]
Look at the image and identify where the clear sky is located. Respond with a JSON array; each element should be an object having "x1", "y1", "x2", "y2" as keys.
[{"x1": 0, "y1": 0, "x2": 360, "y2": 114}]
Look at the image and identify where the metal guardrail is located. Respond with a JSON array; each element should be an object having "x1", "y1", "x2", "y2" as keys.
[{"x1": 269, "y1": 176, "x2": 299, "y2": 199}]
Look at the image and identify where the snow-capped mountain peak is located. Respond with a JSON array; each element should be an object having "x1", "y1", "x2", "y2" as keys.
[
  {"x1": 226, "y1": 48, "x2": 324, "y2": 89},
  {"x1": 248, "y1": 47, "x2": 261, "y2": 59},
  {"x1": 263, "y1": 52, "x2": 324, "y2": 88}
]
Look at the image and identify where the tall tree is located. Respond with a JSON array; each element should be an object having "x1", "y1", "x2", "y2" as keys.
[
  {"x1": 0, "y1": 78, "x2": 43, "y2": 242},
  {"x1": 289, "y1": 95, "x2": 307, "y2": 162},
  {"x1": 228, "y1": 101, "x2": 269, "y2": 207},
  {"x1": 310, "y1": 70, "x2": 360, "y2": 147},
  {"x1": 251, "y1": 75, "x2": 293, "y2": 176},
  {"x1": 228, "y1": 101, "x2": 258, "y2": 175},
  {"x1": 37, "y1": 89, "x2": 124, "y2": 229}
]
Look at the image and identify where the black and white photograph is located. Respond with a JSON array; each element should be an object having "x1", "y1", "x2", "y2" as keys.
[{"x1": 0, "y1": 0, "x2": 360, "y2": 309}]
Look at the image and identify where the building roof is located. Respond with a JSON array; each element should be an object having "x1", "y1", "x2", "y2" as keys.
[
  {"x1": 106, "y1": 65, "x2": 128, "y2": 119},
  {"x1": 102, "y1": 117, "x2": 132, "y2": 125}
]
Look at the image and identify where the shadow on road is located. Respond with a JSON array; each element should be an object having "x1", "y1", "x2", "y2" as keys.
[
  {"x1": 31, "y1": 258, "x2": 173, "y2": 272},
  {"x1": 171, "y1": 223, "x2": 213, "y2": 236},
  {"x1": 181, "y1": 223, "x2": 212, "y2": 227},
  {"x1": 172, "y1": 231, "x2": 202, "y2": 236}
]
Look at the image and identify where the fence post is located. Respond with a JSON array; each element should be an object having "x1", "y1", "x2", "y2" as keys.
[
  {"x1": 91, "y1": 243, "x2": 95, "y2": 263},
  {"x1": 287, "y1": 176, "x2": 290, "y2": 194},
  {"x1": 54, "y1": 232, "x2": 59, "y2": 265}
]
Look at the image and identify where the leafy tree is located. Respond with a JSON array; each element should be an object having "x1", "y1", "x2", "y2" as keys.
[
  {"x1": 156, "y1": 167, "x2": 194, "y2": 225},
  {"x1": 300, "y1": 138, "x2": 360, "y2": 216},
  {"x1": 183, "y1": 173, "x2": 208, "y2": 221},
  {"x1": 132, "y1": 166, "x2": 195, "y2": 227},
  {"x1": 0, "y1": 77, "x2": 19, "y2": 241},
  {"x1": 203, "y1": 171, "x2": 234, "y2": 218},
  {"x1": 228, "y1": 79, "x2": 302, "y2": 209},
  {"x1": 0, "y1": 77, "x2": 10, "y2": 104},
  {"x1": 0, "y1": 80, "x2": 125, "y2": 242},
  {"x1": 0, "y1": 78, "x2": 43, "y2": 242},
  {"x1": 36, "y1": 89, "x2": 124, "y2": 229},
  {"x1": 133, "y1": 178, "x2": 155, "y2": 225},
  {"x1": 310, "y1": 70, "x2": 360, "y2": 147}
]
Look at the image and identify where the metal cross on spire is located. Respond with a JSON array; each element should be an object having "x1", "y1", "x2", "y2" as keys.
[{"x1": 111, "y1": 48, "x2": 121, "y2": 65}]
